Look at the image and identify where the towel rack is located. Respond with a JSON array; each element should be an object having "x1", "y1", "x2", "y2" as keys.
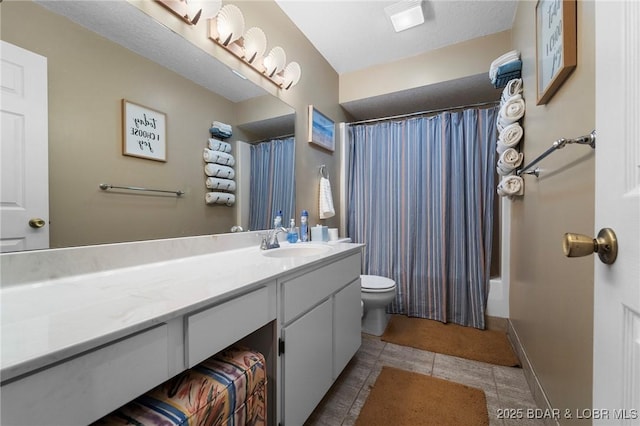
[
  {"x1": 319, "y1": 165, "x2": 329, "y2": 179},
  {"x1": 517, "y1": 130, "x2": 596, "y2": 177},
  {"x1": 99, "y1": 183, "x2": 185, "y2": 197}
]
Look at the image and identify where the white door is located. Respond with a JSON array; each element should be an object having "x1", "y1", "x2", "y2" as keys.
[
  {"x1": 594, "y1": 2, "x2": 640, "y2": 423},
  {"x1": 1, "y1": 41, "x2": 49, "y2": 252}
]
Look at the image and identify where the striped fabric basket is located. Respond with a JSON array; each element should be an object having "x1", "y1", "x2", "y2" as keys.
[{"x1": 93, "y1": 346, "x2": 267, "y2": 426}]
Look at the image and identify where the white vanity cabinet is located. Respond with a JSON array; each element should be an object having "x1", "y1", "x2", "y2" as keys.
[
  {"x1": 1, "y1": 236, "x2": 363, "y2": 426},
  {"x1": 278, "y1": 252, "x2": 362, "y2": 426},
  {"x1": 0, "y1": 281, "x2": 277, "y2": 426}
]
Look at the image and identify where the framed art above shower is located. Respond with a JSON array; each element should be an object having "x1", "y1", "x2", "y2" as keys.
[{"x1": 308, "y1": 105, "x2": 335, "y2": 152}]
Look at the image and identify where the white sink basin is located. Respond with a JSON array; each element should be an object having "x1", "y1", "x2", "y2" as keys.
[{"x1": 261, "y1": 244, "x2": 333, "y2": 258}]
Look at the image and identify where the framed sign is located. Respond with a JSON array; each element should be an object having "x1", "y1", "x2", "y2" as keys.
[
  {"x1": 535, "y1": 0, "x2": 577, "y2": 105},
  {"x1": 307, "y1": 105, "x2": 335, "y2": 152},
  {"x1": 122, "y1": 99, "x2": 167, "y2": 162}
]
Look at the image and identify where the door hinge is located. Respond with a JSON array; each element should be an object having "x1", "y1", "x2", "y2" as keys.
[{"x1": 278, "y1": 338, "x2": 285, "y2": 355}]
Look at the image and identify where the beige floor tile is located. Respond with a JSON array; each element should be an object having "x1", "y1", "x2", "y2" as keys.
[
  {"x1": 432, "y1": 353, "x2": 499, "y2": 397},
  {"x1": 376, "y1": 342, "x2": 435, "y2": 375},
  {"x1": 306, "y1": 333, "x2": 540, "y2": 426},
  {"x1": 493, "y1": 365, "x2": 538, "y2": 408}
]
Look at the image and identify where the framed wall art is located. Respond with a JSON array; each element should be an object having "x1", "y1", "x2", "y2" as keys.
[
  {"x1": 535, "y1": 0, "x2": 577, "y2": 105},
  {"x1": 122, "y1": 99, "x2": 167, "y2": 162},
  {"x1": 307, "y1": 105, "x2": 335, "y2": 152}
]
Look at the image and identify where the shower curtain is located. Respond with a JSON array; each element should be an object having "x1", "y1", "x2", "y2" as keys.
[
  {"x1": 248, "y1": 136, "x2": 295, "y2": 231},
  {"x1": 347, "y1": 107, "x2": 497, "y2": 329}
]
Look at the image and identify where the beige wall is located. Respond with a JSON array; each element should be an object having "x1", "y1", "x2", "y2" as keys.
[
  {"x1": 340, "y1": 30, "x2": 512, "y2": 103},
  {"x1": 510, "y1": 1, "x2": 595, "y2": 421}
]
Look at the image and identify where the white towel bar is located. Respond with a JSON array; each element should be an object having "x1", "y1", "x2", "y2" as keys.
[
  {"x1": 517, "y1": 130, "x2": 595, "y2": 177},
  {"x1": 99, "y1": 183, "x2": 185, "y2": 197}
]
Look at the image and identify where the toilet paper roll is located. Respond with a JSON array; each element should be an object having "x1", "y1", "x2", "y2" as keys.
[{"x1": 328, "y1": 228, "x2": 339, "y2": 241}]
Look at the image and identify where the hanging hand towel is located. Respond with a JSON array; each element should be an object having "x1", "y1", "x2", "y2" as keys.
[
  {"x1": 497, "y1": 94, "x2": 525, "y2": 130},
  {"x1": 496, "y1": 148, "x2": 524, "y2": 175},
  {"x1": 203, "y1": 149, "x2": 235, "y2": 166},
  {"x1": 319, "y1": 177, "x2": 335, "y2": 219},
  {"x1": 497, "y1": 122, "x2": 523, "y2": 154},
  {"x1": 501, "y1": 78, "x2": 523, "y2": 104},
  {"x1": 206, "y1": 177, "x2": 236, "y2": 192},
  {"x1": 207, "y1": 138, "x2": 232, "y2": 153},
  {"x1": 497, "y1": 175, "x2": 524, "y2": 197},
  {"x1": 205, "y1": 192, "x2": 235, "y2": 206},
  {"x1": 204, "y1": 163, "x2": 235, "y2": 179}
]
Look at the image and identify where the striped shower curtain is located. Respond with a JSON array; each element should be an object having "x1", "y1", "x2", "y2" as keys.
[
  {"x1": 248, "y1": 136, "x2": 295, "y2": 231},
  {"x1": 347, "y1": 107, "x2": 498, "y2": 329}
]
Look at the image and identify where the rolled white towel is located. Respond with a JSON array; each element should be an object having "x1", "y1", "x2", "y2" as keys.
[
  {"x1": 497, "y1": 175, "x2": 524, "y2": 197},
  {"x1": 206, "y1": 177, "x2": 236, "y2": 192},
  {"x1": 204, "y1": 163, "x2": 235, "y2": 179},
  {"x1": 497, "y1": 148, "x2": 524, "y2": 175},
  {"x1": 489, "y1": 50, "x2": 520, "y2": 82},
  {"x1": 501, "y1": 78, "x2": 523, "y2": 104},
  {"x1": 207, "y1": 138, "x2": 232, "y2": 153},
  {"x1": 319, "y1": 177, "x2": 335, "y2": 219},
  {"x1": 205, "y1": 192, "x2": 235, "y2": 206},
  {"x1": 203, "y1": 149, "x2": 235, "y2": 166},
  {"x1": 203, "y1": 148, "x2": 221, "y2": 164},
  {"x1": 497, "y1": 94, "x2": 525, "y2": 129},
  {"x1": 497, "y1": 122, "x2": 524, "y2": 154}
]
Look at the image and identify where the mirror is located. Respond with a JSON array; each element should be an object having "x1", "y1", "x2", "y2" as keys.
[{"x1": 2, "y1": 0, "x2": 295, "y2": 250}]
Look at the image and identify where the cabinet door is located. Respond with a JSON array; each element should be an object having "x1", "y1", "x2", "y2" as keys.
[
  {"x1": 333, "y1": 279, "x2": 362, "y2": 378},
  {"x1": 282, "y1": 298, "x2": 333, "y2": 426}
]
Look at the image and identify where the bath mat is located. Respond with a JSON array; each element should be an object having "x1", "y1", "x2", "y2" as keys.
[
  {"x1": 381, "y1": 315, "x2": 520, "y2": 367},
  {"x1": 355, "y1": 366, "x2": 489, "y2": 426}
]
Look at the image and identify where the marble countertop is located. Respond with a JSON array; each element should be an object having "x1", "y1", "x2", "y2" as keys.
[{"x1": 1, "y1": 241, "x2": 362, "y2": 382}]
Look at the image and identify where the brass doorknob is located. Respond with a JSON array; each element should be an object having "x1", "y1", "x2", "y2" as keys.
[
  {"x1": 28, "y1": 218, "x2": 46, "y2": 229},
  {"x1": 562, "y1": 228, "x2": 618, "y2": 265}
]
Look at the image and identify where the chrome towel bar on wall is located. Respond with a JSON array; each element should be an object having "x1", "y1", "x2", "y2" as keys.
[
  {"x1": 99, "y1": 183, "x2": 185, "y2": 197},
  {"x1": 517, "y1": 130, "x2": 596, "y2": 177}
]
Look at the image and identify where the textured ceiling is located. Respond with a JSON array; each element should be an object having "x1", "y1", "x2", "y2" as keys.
[{"x1": 35, "y1": 0, "x2": 268, "y2": 103}]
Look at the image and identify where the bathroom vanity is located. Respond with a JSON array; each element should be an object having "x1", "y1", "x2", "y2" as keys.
[{"x1": 0, "y1": 233, "x2": 363, "y2": 426}]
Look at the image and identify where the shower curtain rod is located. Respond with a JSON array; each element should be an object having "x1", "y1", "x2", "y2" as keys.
[
  {"x1": 251, "y1": 133, "x2": 295, "y2": 144},
  {"x1": 347, "y1": 100, "x2": 500, "y2": 125}
]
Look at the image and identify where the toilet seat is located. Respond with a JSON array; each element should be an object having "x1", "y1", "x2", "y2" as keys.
[{"x1": 361, "y1": 275, "x2": 396, "y2": 293}]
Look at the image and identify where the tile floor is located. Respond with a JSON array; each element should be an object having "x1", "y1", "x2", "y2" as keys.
[{"x1": 304, "y1": 333, "x2": 547, "y2": 426}]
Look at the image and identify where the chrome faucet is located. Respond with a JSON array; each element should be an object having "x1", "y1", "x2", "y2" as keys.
[{"x1": 260, "y1": 227, "x2": 288, "y2": 250}]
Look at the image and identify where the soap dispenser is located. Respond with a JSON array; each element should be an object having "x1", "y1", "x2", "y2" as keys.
[{"x1": 287, "y1": 218, "x2": 299, "y2": 243}]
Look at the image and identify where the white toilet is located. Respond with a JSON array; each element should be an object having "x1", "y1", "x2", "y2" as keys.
[
  {"x1": 360, "y1": 274, "x2": 396, "y2": 336},
  {"x1": 330, "y1": 238, "x2": 397, "y2": 336}
]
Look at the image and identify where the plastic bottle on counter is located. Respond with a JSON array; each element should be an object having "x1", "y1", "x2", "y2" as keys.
[
  {"x1": 274, "y1": 210, "x2": 283, "y2": 229},
  {"x1": 287, "y1": 218, "x2": 299, "y2": 243},
  {"x1": 300, "y1": 210, "x2": 309, "y2": 242}
]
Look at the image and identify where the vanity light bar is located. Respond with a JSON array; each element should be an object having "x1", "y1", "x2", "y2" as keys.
[{"x1": 155, "y1": 0, "x2": 301, "y2": 90}]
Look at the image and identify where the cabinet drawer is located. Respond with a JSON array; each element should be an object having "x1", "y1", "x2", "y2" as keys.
[
  {"x1": 185, "y1": 284, "x2": 275, "y2": 368},
  {"x1": 281, "y1": 253, "x2": 360, "y2": 324},
  {"x1": 1, "y1": 324, "x2": 170, "y2": 426}
]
